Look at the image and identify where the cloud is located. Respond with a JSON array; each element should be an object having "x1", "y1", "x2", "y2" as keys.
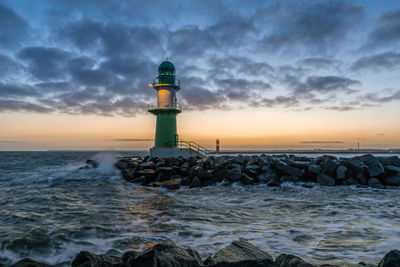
[
  {"x1": 364, "y1": 89, "x2": 400, "y2": 103},
  {"x1": 0, "y1": 99, "x2": 52, "y2": 113},
  {"x1": 18, "y1": 47, "x2": 71, "y2": 80},
  {"x1": 0, "y1": 140, "x2": 25, "y2": 144},
  {"x1": 324, "y1": 105, "x2": 359, "y2": 111},
  {"x1": 0, "y1": 2, "x2": 28, "y2": 47},
  {"x1": 350, "y1": 51, "x2": 400, "y2": 71},
  {"x1": 363, "y1": 9, "x2": 400, "y2": 49},
  {"x1": 294, "y1": 76, "x2": 360, "y2": 96},
  {"x1": 298, "y1": 57, "x2": 342, "y2": 69},
  {"x1": 254, "y1": 1, "x2": 364, "y2": 52},
  {"x1": 300, "y1": 141, "x2": 344, "y2": 144}
]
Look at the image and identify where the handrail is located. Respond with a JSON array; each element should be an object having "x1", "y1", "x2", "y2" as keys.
[
  {"x1": 151, "y1": 78, "x2": 181, "y2": 87},
  {"x1": 178, "y1": 140, "x2": 210, "y2": 157},
  {"x1": 147, "y1": 102, "x2": 182, "y2": 111}
]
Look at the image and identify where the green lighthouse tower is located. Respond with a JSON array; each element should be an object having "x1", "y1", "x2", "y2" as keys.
[{"x1": 148, "y1": 61, "x2": 191, "y2": 158}]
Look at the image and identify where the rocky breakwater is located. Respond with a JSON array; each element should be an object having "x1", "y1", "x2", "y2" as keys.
[
  {"x1": 7, "y1": 240, "x2": 400, "y2": 266},
  {"x1": 113, "y1": 154, "x2": 400, "y2": 189}
]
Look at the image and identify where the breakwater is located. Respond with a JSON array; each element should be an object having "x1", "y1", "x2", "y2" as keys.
[
  {"x1": 113, "y1": 154, "x2": 400, "y2": 189},
  {"x1": 7, "y1": 240, "x2": 400, "y2": 266}
]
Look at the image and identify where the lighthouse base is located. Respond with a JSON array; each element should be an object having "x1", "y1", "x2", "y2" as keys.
[{"x1": 149, "y1": 147, "x2": 194, "y2": 159}]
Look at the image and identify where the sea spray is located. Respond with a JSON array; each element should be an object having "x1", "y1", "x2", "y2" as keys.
[{"x1": 93, "y1": 152, "x2": 119, "y2": 175}]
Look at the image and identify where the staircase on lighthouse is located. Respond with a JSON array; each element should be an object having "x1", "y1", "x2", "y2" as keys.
[{"x1": 148, "y1": 61, "x2": 209, "y2": 158}]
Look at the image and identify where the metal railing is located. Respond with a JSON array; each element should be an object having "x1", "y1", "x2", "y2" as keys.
[
  {"x1": 151, "y1": 78, "x2": 181, "y2": 87},
  {"x1": 178, "y1": 140, "x2": 210, "y2": 158},
  {"x1": 147, "y1": 102, "x2": 182, "y2": 111}
]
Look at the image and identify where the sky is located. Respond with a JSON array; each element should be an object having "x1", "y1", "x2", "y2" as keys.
[{"x1": 0, "y1": 0, "x2": 399, "y2": 151}]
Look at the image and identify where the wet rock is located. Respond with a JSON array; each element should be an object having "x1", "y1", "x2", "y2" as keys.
[
  {"x1": 72, "y1": 251, "x2": 121, "y2": 267},
  {"x1": 336, "y1": 165, "x2": 347, "y2": 180},
  {"x1": 368, "y1": 178, "x2": 385, "y2": 189},
  {"x1": 227, "y1": 167, "x2": 241, "y2": 181},
  {"x1": 367, "y1": 159, "x2": 385, "y2": 178},
  {"x1": 180, "y1": 176, "x2": 192, "y2": 186},
  {"x1": 288, "y1": 161, "x2": 310, "y2": 170},
  {"x1": 153, "y1": 178, "x2": 182, "y2": 189},
  {"x1": 321, "y1": 159, "x2": 338, "y2": 175},
  {"x1": 317, "y1": 174, "x2": 335, "y2": 186},
  {"x1": 141, "y1": 161, "x2": 155, "y2": 169},
  {"x1": 214, "y1": 169, "x2": 230, "y2": 181},
  {"x1": 281, "y1": 176, "x2": 300, "y2": 183},
  {"x1": 244, "y1": 165, "x2": 260, "y2": 177},
  {"x1": 86, "y1": 159, "x2": 98, "y2": 168},
  {"x1": 384, "y1": 166, "x2": 400, "y2": 175},
  {"x1": 11, "y1": 258, "x2": 52, "y2": 267},
  {"x1": 378, "y1": 156, "x2": 400, "y2": 167},
  {"x1": 356, "y1": 173, "x2": 368, "y2": 185},
  {"x1": 205, "y1": 240, "x2": 274, "y2": 267},
  {"x1": 307, "y1": 165, "x2": 321, "y2": 179},
  {"x1": 135, "y1": 169, "x2": 155, "y2": 182},
  {"x1": 240, "y1": 173, "x2": 254, "y2": 184},
  {"x1": 155, "y1": 167, "x2": 176, "y2": 176},
  {"x1": 189, "y1": 165, "x2": 203, "y2": 178},
  {"x1": 345, "y1": 159, "x2": 365, "y2": 174},
  {"x1": 378, "y1": 249, "x2": 400, "y2": 267},
  {"x1": 383, "y1": 174, "x2": 400, "y2": 186},
  {"x1": 122, "y1": 251, "x2": 138, "y2": 265},
  {"x1": 357, "y1": 154, "x2": 376, "y2": 164},
  {"x1": 189, "y1": 177, "x2": 202, "y2": 188},
  {"x1": 275, "y1": 161, "x2": 303, "y2": 177},
  {"x1": 125, "y1": 243, "x2": 203, "y2": 267},
  {"x1": 275, "y1": 254, "x2": 315, "y2": 267},
  {"x1": 180, "y1": 161, "x2": 191, "y2": 175},
  {"x1": 198, "y1": 168, "x2": 214, "y2": 180}
]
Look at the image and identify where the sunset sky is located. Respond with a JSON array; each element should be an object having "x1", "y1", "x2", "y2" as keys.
[{"x1": 0, "y1": 0, "x2": 399, "y2": 151}]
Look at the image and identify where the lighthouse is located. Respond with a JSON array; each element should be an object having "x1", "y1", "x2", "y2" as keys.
[{"x1": 148, "y1": 61, "x2": 193, "y2": 158}]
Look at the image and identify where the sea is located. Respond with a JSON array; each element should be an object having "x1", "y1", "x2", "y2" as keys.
[{"x1": 0, "y1": 151, "x2": 400, "y2": 266}]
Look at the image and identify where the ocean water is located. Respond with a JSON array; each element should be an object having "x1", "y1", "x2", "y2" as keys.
[{"x1": 0, "y1": 151, "x2": 400, "y2": 266}]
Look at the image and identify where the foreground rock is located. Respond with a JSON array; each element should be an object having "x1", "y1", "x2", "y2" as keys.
[
  {"x1": 11, "y1": 240, "x2": 400, "y2": 266},
  {"x1": 110, "y1": 154, "x2": 400, "y2": 190},
  {"x1": 204, "y1": 240, "x2": 274, "y2": 266}
]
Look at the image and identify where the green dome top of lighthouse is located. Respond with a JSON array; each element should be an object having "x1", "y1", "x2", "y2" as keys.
[{"x1": 158, "y1": 61, "x2": 175, "y2": 74}]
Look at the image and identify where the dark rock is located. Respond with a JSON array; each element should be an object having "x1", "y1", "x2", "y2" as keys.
[
  {"x1": 257, "y1": 166, "x2": 278, "y2": 182},
  {"x1": 141, "y1": 161, "x2": 155, "y2": 169},
  {"x1": 288, "y1": 161, "x2": 310, "y2": 170},
  {"x1": 125, "y1": 243, "x2": 203, "y2": 267},
  {"x1": 275, "y1": 161, "x2": 303, "y2": 177},
  {"x1": 227, "y1": 167, "x2": 241, "y2": 181},
  {"x1": 336, "y1": 165, "x2": 347, "y2": 180},
  {"x1": 86, "y1": 159, "x2": 98, "y2": 168},
  {"x1": 367, "y1": 159, "x2": 385, "y2": 178},
  {"x1": 281, "y1": 176, "x2": 300, "y2": 183},
  {"x1": 189, "y1": 177, "x2": 202, "y2": 188},
  {"x1": 378, "y1": 249, "x2": 400, "y2": 267},
  {"x1": 214, "y1": 169, "x2": 230, "y2": 181},
  {"x1": 121, "y1": 168, "x2": 136, "y2": 181},
  {"x1": 357, "y1": 154, "x2": 376, "y2": 164},
  {"x1": 188, "y1": 165, "x2": 202, "y2": 178},
  {"x1": 180, "y1": 176, "x2": 192, "y2": 186},
  {"x1": 378, "y1": 156, "x2": 400, "y2": 167},
  {"x1": 356, "y1": 173, "x2": 368, "y2": 185},
  {"x1": 275, "y1": 254, "x2": 315, "y2": 267},
  {"x1": 71, "y1": 251, "x2": 121, "y2": 267},
  {"x1": 11, "y1": 258, "x2": 51, "y2": 267},
  {"x1": 266, "y1": 178, "x2": 281, "y2": 187},
  {"x1": 384, "y1": 166, "x2": 400, "y2": 175},
  {"x1": 135, "y1": 169, "x2": 155, "y2": 179},
  {"x1": 233, "y1": 155, "x2": 246, "y2": 165},
  {"x1": 153, "y1": 178, "x2": 182, "y2": 189},
  {"x1": 202, "y1": 178, "x2": 220, "y2": 186},
  {"x1": 317, "y1": 174, "x2": 335, "y2": 186},
  {"x1": 240, "y1": 173, "x2": 254, "y2": 185},
  {"x1": 344, "y1": 159, "x2": 365, "y2": 174},
  {"x1": 131, "y1": 176, "x2": 147, "y2": 185},
  {"x1": 244, "y1": 165, "x2": 260, "y2": 177},
  {"x1": 155, "y1": 167, "x2": 176, "y2": 177},
  {"x1": 383, "y1": 173, "x2": 400, "y2": 186},
  {"x1": 306, "y1": 165, "x2": 321, "y2": 179},
  {"x1": 321, "y1": 159, "x2": 338, "y2": 175},
  {"x1": 198, "y1": 168, "x2": 214, "y2": 180},
  {"x1": 180, "y1": 161, "x2": 191, "y2": 175},
  {"x1": 204, "y1": 240, "x2": 274, "y2": 267},
  {"x1": 122, "y1": 251, "x2": 138, "y2": 265},
  {"x1": 368, "y1": 178, "x2": 385, "y2": 189}
]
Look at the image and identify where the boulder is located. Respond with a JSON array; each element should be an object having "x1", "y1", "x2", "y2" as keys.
[
  {"x1": 321, "y1": 159, "x2": 338, "y2": 175},
  {"x1": 125, "y1": 243, "x2": 203, "y2": 267},
  {"x1": 274, "y1": 161, "x2": 303, "y2": 177},
  {"x1": 384, "y1": 166, "x2": 400, "y2": 175},
  {"x1": 383, "y1": 174, "x2": 400, "y2": 186},
  {"x1": 244, "y1": 165, "x2": 260, "y2": 177},
  {"x1": 204, "y1": 240, "x2": 274, "y2": 267},
  {"x1": 381, "y1": 156, "x2": 400, "y2": 167},
  {"x1": 155, "y1": 167, "x2": 176, "y2": 177},
  {"x1": 317, "y1": 174, "x2": 335, "y2": 186},
  {"x1": 357, "y1": 154, "x2": 376, "y2": 164},
  {"x1": 275, "y1": 254, "x2": 315, "y2": 267},
  {"x1": 189, "y1": 165, "x2": 203, "y2": 178},
  {"x1": 11, "y1": 258, "x2": 52, "y2": 267},
  {"x1": 227, "y1": 167, "x2": 241, "y2": 182},
  {"x1": 336, "y1": 165, "x2": 347, "y2": 180},
  {"x1": 214, "y1": 169, "x2": 230, "y2": 181},
  {"x1": 240, "y1": 173, "x2": 254, "y2": 185},
  {"x1": 306, "y1": 165, "x2": 321, "y2": 179},
  {"x1": 356, "y1": 173, "x2": 368, "y2": 185},
  {"x1": 367, "y1": 159, "x2": 385, "y2": 178},
  {"x1": 288, "y1": 161, "x2": 310, "y2": 170},
  {"x1": 71, "y1": 251, "x2": 121, "y2": 267},
  {"x1": 135, "y1": 169, "x2": 155, "y2": 180},
  {"x1": 378, "y1": 249, "x2": 400, "y2": 267},
  {"x1": 122, "y1": 251, "x2": 138, "y2": 265},
  {"x1": 368, "y1": 178, "x2": 385, "y2": 189},
  {"x1": 344, "y1": 159, "x2": 365, "y2": 174},
  {"x1": 141, "y1": 161, "x2": 155, "y2": 169},
  {"x1": 198, "y1": 169, "x2": 214, "y2": 181},
  {"x1": 189, "y1": 177, "x2": 202, "y2": 188}
]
